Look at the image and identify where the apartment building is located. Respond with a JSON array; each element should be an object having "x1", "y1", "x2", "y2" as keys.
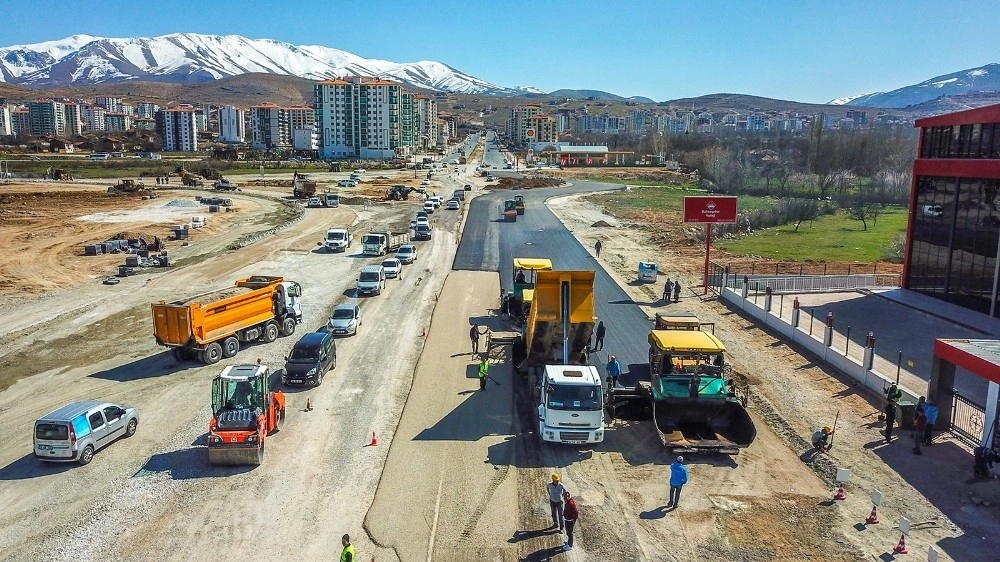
[
  {"x1": 12, "y1": 108, "x2": 30, "y2": 137},
  {"x1": 314, "y1": 76, "x2": 404, "y2": 159},
  {"x1": 27, "y1": 100, "x2": 66, "y2": 137},
  {"x1": 0, "y1": 105, "x2": 11, "y2": 136},
  {"x1": 83, "y1": 105, "x2": 106, "y2": 131},
  {"x1": 510, "y1": 104, "x2": 545, "y2": 144},
  {"x1": 249, "y1": 102, "x2": 290, "y2": 149},
  {"x1": 63, "y1": 103, "x2": 84, "y2": 137},
  {"x1": 525, "y1": 114, "x2": 559, "y2": 149},
  {"x1": 95, "y1": 96, "x2": 123, "y2": 113},
  {"x1": 156, "y1": 105, "x2": 198, "y2": 152},
  {"x1": 218, "y1": 106, "x2": 246, "y2": 143},
  {"x1": 416, "y1": 96, "x2": 438, "y2": 149},
  {"x1": 104, "y1": 113, "x2": 131, "y2": 132},
  {"x1": 137, "y1": 102, "x2": 160, "y2": 119}
]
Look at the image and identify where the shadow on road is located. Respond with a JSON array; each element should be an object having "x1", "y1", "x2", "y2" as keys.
[
  {"x1": 0, "y1": 453, "x2": 76, "y2": 480},
  {"x1": 413, "y1": 388, "x2": 511, "y2": 441},
  {"x1": 134, "y1": 447, "x2": 256, "y2": 479},
  {"x1": 88, "y1": 351, "x2": 204, "y2": 382}
]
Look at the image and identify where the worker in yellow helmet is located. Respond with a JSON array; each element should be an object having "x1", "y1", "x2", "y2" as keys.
[{"x1": 812, "y1": 426, "x2": 834, "y2": 453}]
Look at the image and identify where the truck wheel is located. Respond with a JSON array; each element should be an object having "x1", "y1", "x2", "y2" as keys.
[
  {"x1": 171, "y1": 347, "x2": 185, "y2": 361},
  {"x1": 203, "y1": 342, "x2": 223, "y2": 364},
  {"x1": 78, "y1": 445, "x2": 94, "y2": 466},
  {"x1": 262, "y1": 322, "x2": 279, "y2": 343},
  {"x1": 222, "y1": 337, "x2": 240, "y2": 358},
  {"x1": 280, "y1": 317, "x2": 296, "y2": 337}
]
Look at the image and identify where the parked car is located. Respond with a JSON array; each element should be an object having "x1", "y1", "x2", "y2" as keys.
[
  {"x1": 327, "y1": 303, "x2": 362, "y2": 336},
  {"x1": 282, "y1": 331, "x2": 337, "y2": 386},
  {"x1": 922, "y1": 204, "x2": 944, "y2": 217},
  {"x1": 382, "y1": 257, "x2": 403, "y2": 278},
  {"x1": 397, "y1": 244, "x2": 418, "y2": 264},
  {"x1": 420, "y1": 179, "x2": 431, "y2": 186},
  {"x1": 355, "y1": 168, "x2": 366, "y2": 174},
  {"x1": 446, "y1": 199, "x2": 460, "y2": 210},
  {"x1": 34, "y1": 401, "x2": 139, "y2": 465}
]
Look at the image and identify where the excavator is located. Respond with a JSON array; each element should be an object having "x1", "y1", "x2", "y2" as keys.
[
  {"x1": 386, "y1": 185, "x2": 414, "y2": 201},
  {"x1": 207, "y1": 362, "x2": 286, "y2": 465},
  {"x1": 175, "y1": 166, "x2": 206, "y2": 187}
]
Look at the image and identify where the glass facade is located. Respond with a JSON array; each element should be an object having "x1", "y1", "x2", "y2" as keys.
[
  {"x1": 920, "y1": 123, "x2": 1000, "y2": 159},
  {"x1": 908, "y1": 175, "x2": 1000, "y2": 314}
]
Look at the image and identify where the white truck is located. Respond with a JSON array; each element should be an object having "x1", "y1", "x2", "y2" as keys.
[
  {"x1": 323, "y1": 228, "x2": 353, "y2": 252},
  {"x1": 361, "y1": 230, "x2": 409, "y2": 256},
  {"x1": 324, "y1": 193, "x2": 340, "y2": 207},
  {"x1": 537, "y1": 365, "x2": 605, "y2": 444}
]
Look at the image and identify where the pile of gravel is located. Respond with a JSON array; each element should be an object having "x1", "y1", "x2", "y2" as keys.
[{"x1": 163, "y1": 199, "x2": 202, "y2": 208}]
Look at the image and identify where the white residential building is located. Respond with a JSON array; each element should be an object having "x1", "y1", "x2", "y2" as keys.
[
  {"x1": 249, "y1": 103, "x2": 289, "y2": 149},
  {"x1": 218, "y1": 106, "x2": 246, "y2": 143},
  {"x1": 63, "y1": 103, "x2": 84, "y2": 136},
  {"x1": 0, "y1": 105, "x2": 12, "y2": 136},
  {"x1": 137, "y1": 102, "x2": 160, "y2": 119},
  {"x1": 157, "y1": 106, "x2": 198, "y2": 152},
  {"x1": 83, "y1": 105, "x2": 106, "y2": 131},
  {"x1": 415, "y1": 95, "x2": 438, "y2": 149},
  {"x1": 292, "y1": 126, "x2": 318, "y2": 151},
  {"x1": 95, "y1": 96, "x2": 123, "y2": 113},
  {"x1": 27, "y1": 100, "x2": 66, "y2": 137},
  {"x1": 314, "y1": 76, "x2": 404, "y2": 159},
  {"x1": 104, "y1": 113, "x2": 131, "y2": 132}
]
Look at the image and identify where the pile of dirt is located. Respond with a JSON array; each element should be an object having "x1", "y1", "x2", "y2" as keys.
[
  {"x1": 592, "y1": 220, "x2": 613, "y2": 227},
  {"x1": 243, "y1": 179, "x2": 294, "y2": 188},
  {"x1": 554, "y1": 167, "x2": 694, "y2": 184},
  {"x1": 493, "y1": 177, "x2": 564, "y2": 190}
]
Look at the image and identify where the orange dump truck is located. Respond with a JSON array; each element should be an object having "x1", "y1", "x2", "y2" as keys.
[{"x1": 152, "y1": 275, "x2": 302, "y2": 364}]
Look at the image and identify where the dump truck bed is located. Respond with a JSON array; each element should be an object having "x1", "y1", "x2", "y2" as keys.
[
  {"x1": 152, "y1": 280, "x2": 280, "y2": 346},
  {"x1": 524, "y1": 270, "x2": 595, "y2": 366}
]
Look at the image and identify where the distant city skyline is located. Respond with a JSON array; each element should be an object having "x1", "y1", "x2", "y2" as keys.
[{"x1": 4, "y1": 0, "x2": 1000, "y2": 104}]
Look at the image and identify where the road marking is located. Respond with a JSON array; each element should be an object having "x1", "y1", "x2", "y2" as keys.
[{"x1": 426, "y1": 468, "x2": 444, "y2": 562}]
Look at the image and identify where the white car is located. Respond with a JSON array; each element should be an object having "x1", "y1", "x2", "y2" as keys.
[
  {"x1": 429, "y1": 196, "x2": 442, "y2": 208},
  {"x1": 416, "y1": 216, "x2": 430, "y2": 227},
  {"x1": 446, "y1": 199, "x2": 460, "y2": 210},
  {"x1": 327, "y1": 304, "x2": 362, "y2": 336},
  {"x1": 337, "y1": 179, "x2": 357, "y2": 187},
  {"x1": 420, "y1": 179, "x2": 431, "y2": 186},
  {"x1": 397, "y1": 245, "x2": 417, "y2": 264},
  {"x1": 355, "y1": 168, "x2": 366, "y2": 174},
  {"x1": 423, "y1": 201, "x2": 435, "y2": 213},
  {"x1": 381, "y1": 257, "x2": 402, "y2": 279}
]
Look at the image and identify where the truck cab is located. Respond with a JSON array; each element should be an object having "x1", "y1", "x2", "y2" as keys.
[
  {"x1": 538, "y1": 365, "x2": 605, "y2": 444},
  {"x1": 323, "y1": 228, "x2": 353, "y2": 252},
  {"x1": 325, "y1": 193, "x2": 340, "y2": 207},
  {"x1": 361, "y1": 232, "x2": 387, "y2": 256}
]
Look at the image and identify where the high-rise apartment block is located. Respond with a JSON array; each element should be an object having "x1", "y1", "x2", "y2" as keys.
[
  {"x1": 249, "y1": 103, "x2": 290, "y2": 149},
  {"x1": 156, "y1": 106, "x2": 198, "y2": 152},
  {"x1": 218, "y1": 106, "x2": 246, "y2": 143},
  {"x1": 27, "y1": 100, "x2": 66, "y2": 137},
  {"x1": 314, "y1": 76, "x2": 404, "y2": 159}
]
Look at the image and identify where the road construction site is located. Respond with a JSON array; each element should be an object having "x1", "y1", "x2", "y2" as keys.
[{"x1": 0, "y1": 134, "x2": 993, "y2": 561}]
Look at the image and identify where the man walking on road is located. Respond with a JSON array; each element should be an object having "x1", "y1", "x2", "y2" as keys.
[
  {"x1": 595, "y1": 240, "x2": 603, "y2": 258},
  {"x1": 593, "y1": 321, "x2": 606, "y2": 351},
  {"x1": 340, "y1": 534, "x2": 356, "y2": 562},
  {"x1": 606, "y1": 355, "x2": 622, "y2": 388},
  {"x1": 478, "y1": 356, "x2": 489, "y2": 391},
  {"x1": 884, "y1": 400, "x2": 897, "y2": 443},
  {"x1": 470, "y1": 323, "x2": 485, "y2": 354},
  {"x1": 546, "y1": 473, "x2": 567, "y2": 531},
  {"x1": 668, "y1": 456, "x2": 688, "y2": 509},
  {"x1": 562, "y1": 491, "x2": 579, "y2": 551}
]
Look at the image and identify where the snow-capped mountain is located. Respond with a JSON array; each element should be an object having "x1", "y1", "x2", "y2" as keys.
[
  {"x1": 0, "y1": 33, "x2": 521, "y2": 95},
  {"x1": 827, "y1": 93, "x2": 876, "y2": 106},
  {"x1": 829, "y1": 64, "x2": 1000, "y2": 108}
]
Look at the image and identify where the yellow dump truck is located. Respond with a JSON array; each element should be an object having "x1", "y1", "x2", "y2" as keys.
[
  {"x1": 514, "y1": 270, "x2": 596, "y2": 377},
  {"x1": 152, "y1": 275, "x2": 302, "y2": 364}
]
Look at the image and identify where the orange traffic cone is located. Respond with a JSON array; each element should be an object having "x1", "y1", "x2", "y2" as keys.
[
  {"x1": 305, "y1": 398, "x2": 312, "y2": 412},
  {"x1": 369, "y1": 432, "x2": 378, "y2": 446},
  {"x1": 865, "y1": 505, "x2": 879, "y2": 524},
  {"x1": 893, "y1": 533, "x2": 908, "y2": 554},
  {"x1": 833, "y1": 483, "x2": 847, "y2": 500}
]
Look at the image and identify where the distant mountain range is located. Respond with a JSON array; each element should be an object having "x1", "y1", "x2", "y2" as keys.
[{"x1": 830, "y1": 63, "x2": 1000, "y2": 108}]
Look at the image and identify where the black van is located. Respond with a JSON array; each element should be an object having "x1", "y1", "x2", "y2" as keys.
[{"x1": 282, "y1": 331, "x2": 337, "y2": 386}]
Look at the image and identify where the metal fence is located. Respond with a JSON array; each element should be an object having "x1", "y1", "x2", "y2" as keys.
[
  {"x1": 708, "y1": 261, "x2": 900, "y2": 295},
  {"x1": 951, "y1": 392, "x2": 986, "y2": 446}
]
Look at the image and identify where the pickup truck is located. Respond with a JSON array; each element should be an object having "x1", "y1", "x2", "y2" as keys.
[
  {"x1": 307, "y1": 198, "x2": 322, "y2": 208},
  {"x1": 323, "y1": 228, "x2": 353, "y2": 252}
]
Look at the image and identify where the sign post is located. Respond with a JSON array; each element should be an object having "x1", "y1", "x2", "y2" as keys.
[{"x1": 683, "y1": 196, "x2": 738, "y2": 294}]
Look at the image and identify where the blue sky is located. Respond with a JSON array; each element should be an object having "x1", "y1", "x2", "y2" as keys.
[{"x1": 4, "y1": 0, "x2": 1000, "y2": 104}]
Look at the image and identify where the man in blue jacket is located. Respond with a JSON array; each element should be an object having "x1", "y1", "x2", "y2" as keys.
[
  {"x1": 922, "y1": 402, "x2": 939, "y2": 446},
  {"x1": 606, "y1": 355, "x2": 622, "y2": 388},
  {"x1": 668, "y1": 455, "x2": 688, "y2": 509}
]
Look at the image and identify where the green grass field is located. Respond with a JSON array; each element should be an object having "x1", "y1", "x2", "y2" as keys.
[
  {"x1": 714, "y1": 207, "x2": 908, "y2": 262},
  {"x1": 587, "y1": 185, "x2": 908, "y2": 263}
]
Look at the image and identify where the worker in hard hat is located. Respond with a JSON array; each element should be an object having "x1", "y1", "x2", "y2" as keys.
[
  {"x1": 812, "y1": 426, "x2": 834, "y2": 453},
  {"x1": 545, "y1": 473, "x2": 568, "y2": 531}
]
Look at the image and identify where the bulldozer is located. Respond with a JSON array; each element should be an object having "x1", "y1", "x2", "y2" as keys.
[
  {"x1": 207, "y1": 363, "x2": 285, "y2": 465},
  {"x1": 386, "y1": 185, "x2": 413, "y2": 201},
  {"x1": 107, "y1": 179, "x2": 152, "y2": 195},
  {"x1": 175, "y1": 166, "x2": 206, "y2": 187}
]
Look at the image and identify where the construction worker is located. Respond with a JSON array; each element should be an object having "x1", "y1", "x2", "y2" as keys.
[
  {"x1": 812, "y1": 426, "x2": 834, "y2": 453},
  {"x1": 606, "y1": 355, "x2": 622, "y2": 388},
  {"x1": 478, "y1": 356, "x2": 489, "y2": 391},
  {"x1": 340, "y1": 534, "x2": 355, "y2": 562}
]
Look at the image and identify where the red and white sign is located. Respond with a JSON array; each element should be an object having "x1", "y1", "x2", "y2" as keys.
[{"x1": 683, "y1": 196, "x2": 738, "y2": 224}]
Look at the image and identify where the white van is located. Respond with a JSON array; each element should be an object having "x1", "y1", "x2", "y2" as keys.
[
  {"x1": 357, "y1": 264, "x2": 386, "y2": 296},
  {"x1": 34, "y1": 401, "x2": 139, "y2": 465}
]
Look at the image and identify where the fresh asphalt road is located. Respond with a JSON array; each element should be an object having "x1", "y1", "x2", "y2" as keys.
[{"x1": 455, "y1": 179, "x2": 655, "y2": 384}]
